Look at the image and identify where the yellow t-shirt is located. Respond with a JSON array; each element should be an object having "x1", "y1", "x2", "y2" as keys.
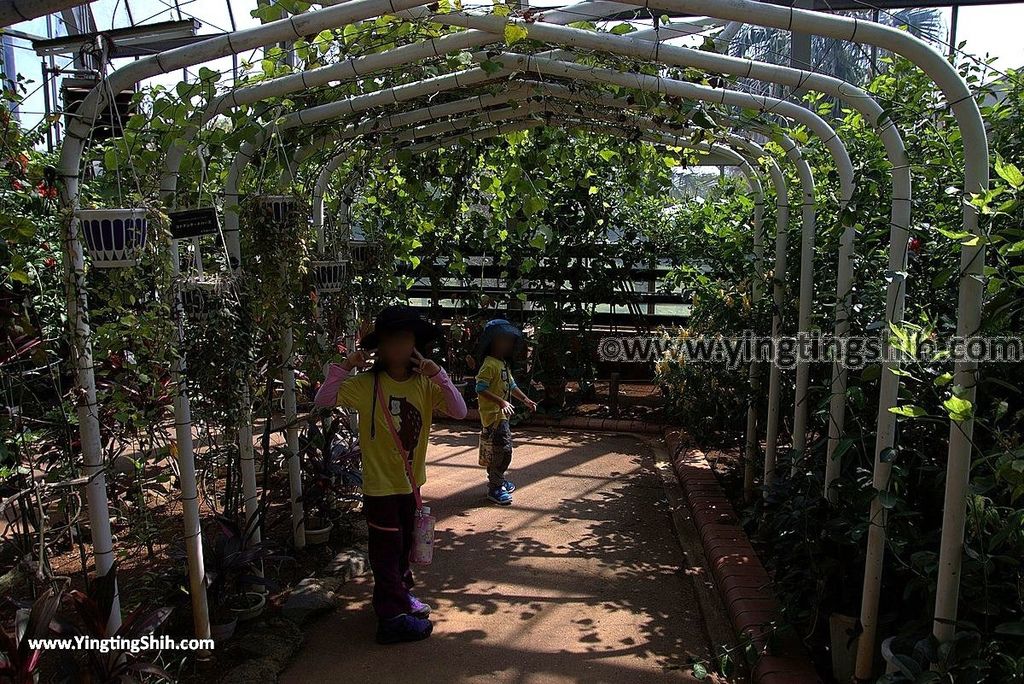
[
  {"x1": 476, "y1": 356, "x2": 516, "y2": 427},
  {"x1": 334, "y1": 371, "x2": 447, "y2": 497}
]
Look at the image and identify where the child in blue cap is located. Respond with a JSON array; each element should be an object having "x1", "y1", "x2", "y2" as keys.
[{"x1": 474, "y1": 319, "x2": 536, "y2": 505}]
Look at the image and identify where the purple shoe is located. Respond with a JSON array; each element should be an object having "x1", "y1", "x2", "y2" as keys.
[
  {"x1": 376, "y1": 614, "x2": 432, "y2": 644},
  {"x1": 409, "y1": 594, "x2": 432, "y2": 618}
]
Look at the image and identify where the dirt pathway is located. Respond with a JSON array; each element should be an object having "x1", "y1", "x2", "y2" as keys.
[{"x1": 282, "y1": 427, "x2": 732, "y2": 683}]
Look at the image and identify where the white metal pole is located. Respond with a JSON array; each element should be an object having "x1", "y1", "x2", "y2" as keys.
[
  {"x1": 168, "y1": 241, "x2": 212, "y2": 640},
  {"x1": 57, "y1": 178, "x2": 121, "y2": 633},
  {"x1": 280, "y1": 263, "x2": 305, "y2": 549}
]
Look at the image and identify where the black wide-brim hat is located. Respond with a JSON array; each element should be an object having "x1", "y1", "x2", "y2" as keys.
[{"x1": 359, "y1": 304, "x2": 440, "y2": 351}]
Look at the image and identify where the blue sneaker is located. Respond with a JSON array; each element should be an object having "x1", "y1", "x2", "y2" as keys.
[
  {"x1": 376, "y1": 614, "x2": 433, "y2": 644},
  {"x1": 487, "y1": 486, "x2": 512, "y2": 506},
  {"x1": 502, "y1": 480, "x2": 516, "y2": 493}
]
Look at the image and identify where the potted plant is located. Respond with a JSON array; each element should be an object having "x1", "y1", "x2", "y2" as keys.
[
  {"x1": 178, "y1": 273, "x2": 238, "y2": 323},
  {"x1": 348, "y1": 231, "x2": 384, "y2": 275},
  {"x1": 76, "y1": 208, "x2": 149, "y2": 268},
  {"x1": 251, "y1": 195, "x2": 301, "y2": 226},
  {"x1": 310, "y1": 257, "x2": 349, "y2": 294},
  {"x1": 1, "y1": 588, "x2": 62, "y2": 684},
  {"x1": 204, "y1": 513, "x2": 285, "y2": 637},
  {"x1": 53, "y1": 563, "x2": 175, "y2": 681},
  {"x1": 298, "y1": 412, "x2": 362, "y2": 545}
]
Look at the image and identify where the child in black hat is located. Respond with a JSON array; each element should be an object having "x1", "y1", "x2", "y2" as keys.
[
  {"x1": 314, "y1": 304, "x2": 467, "y2": 644},
  {"x1": 474, "y1": 319, "x2": 537, "y2": 505}
]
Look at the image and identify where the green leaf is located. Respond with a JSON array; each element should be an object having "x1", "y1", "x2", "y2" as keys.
[
  {"x1": 934, "y1": 372, "x2": 953, "y2": 387},
  {"x1": 9, "y1": 270, "x2": 31, "y2": 284},
  {"x1": 692, "y1": 662, "x2": 708, "y2": 679},
  {"x1": 610, "y1": 23, "x2": 636, "y2": 35},
  {"x1": 889, "y1": 404, "x2": 927, "y2": 418},
  {"x1": 480, "y1": 59, "x2": 503, "y2": 75},
  {"x1": 504, "y1": 22, "x2": 529, "y2": 44},
  {"x1": 598, "y1": 149, "x2": 618, "y2": 162},
  {"x1": 943, "y1": 395, "x2": 973, "y2": 422},
  {"x1": 103, "y1": 148, "x2": 119, "y2": 171},
  {"x1": 878, "y1": 490, "x2": 898, "y2": 509},
  {"x1": 995, "y1": 155, "x2": 1024, "y2": 189},
  {"x1": 995, "y1": 622, "x2": 1024, "y2": 636},
  {"x1": 523, "y1": 195, "x2": 546, "y2": 216}
]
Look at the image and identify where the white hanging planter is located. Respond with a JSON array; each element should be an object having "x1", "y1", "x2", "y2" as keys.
[
  {"x1": 311, "y1": 259, "x2": 348, "y2": 293},
  {"x1": 349, "y1": 239, "x2": 381, "y2": 272},
  {"x1": 179, "y1": 280, "x2": 217, "y2": 322},
  {"x1": 252, "y1": 195, "x2": 301, "y2": 225},
  {"x1": 76, "y1": 208, "x2": 148, "y2": 268},
  {"x1": 179, "y1": 275, "x2": 237, "y2": 322}
]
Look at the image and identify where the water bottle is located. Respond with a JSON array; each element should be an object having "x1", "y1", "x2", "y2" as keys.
[{"x1": 411, "y1": 505, "x2": 435, "y2": 565}]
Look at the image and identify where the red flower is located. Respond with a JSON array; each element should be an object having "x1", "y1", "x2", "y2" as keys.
[
  {"x1": 44, "y1": 257, "x2": 57, "y2": 268},
  {"x1": 908, "y1": 236, "x2": 922, "y2": 255},
  {"x1": 11, "y1": 179, "x2": 23, "y2": 191},
  {"x1": 37, "y1": 181, "x2": 57, "y2": 199}
]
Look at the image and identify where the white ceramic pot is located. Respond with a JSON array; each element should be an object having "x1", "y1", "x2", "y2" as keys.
[
  {"x1": 311, "y1": 260, "x2": 348, "y2": 293},
  {"x1": 304, "y1": 518, "x2": 333, "y2": 545},
  {"x1": 229, "y1": 591, "x2": 267, "y2": 622},
  {"x1": 76, "y1": 209, "x2": 148, "y2": 268},
  {"x1": 253, "y1": 195, "x2": 300, "y2": 225}
]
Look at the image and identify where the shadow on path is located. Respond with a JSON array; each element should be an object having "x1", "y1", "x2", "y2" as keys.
[{"x1": 282, "y1": 428, "x2": 721, "y2": 684}]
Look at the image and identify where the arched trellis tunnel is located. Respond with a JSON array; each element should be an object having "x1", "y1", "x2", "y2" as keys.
[{"x1": 40, "y1": 0, "x2": 1001, "y2": 679}]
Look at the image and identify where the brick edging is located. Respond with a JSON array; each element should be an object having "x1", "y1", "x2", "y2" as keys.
[
  {"x1": 442, "y1": 408, "x2": 664, "y2": 434},
  {"x1": 663, "y1": 429, "x2": 821, "y2": 684}
]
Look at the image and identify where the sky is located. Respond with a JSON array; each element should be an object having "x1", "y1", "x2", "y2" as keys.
[{"x1": 4, "y1": 0, "x2": 1024, "y2": 137}]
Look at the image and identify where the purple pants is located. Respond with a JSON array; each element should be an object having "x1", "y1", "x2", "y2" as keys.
[{"x1": 363, "y1": 492, "x2": 417, "y2": 620}]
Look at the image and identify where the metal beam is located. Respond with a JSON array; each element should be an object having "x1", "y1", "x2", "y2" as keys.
[
  {"x1": 32, "y1": 18, "x2": 201, "y2": 57},
  {"x1": 0, "y1": 0, "x2": 95, "y2": 29}
]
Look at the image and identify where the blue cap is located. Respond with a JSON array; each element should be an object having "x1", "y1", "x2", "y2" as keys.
[{"x1": 483, "y1": 319, "x2": 522, "y2": 338}]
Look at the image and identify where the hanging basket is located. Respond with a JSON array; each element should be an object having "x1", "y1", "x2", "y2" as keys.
[
  {"x1": 178, "y1": 275, "x2": 238, "y2": 323},
  {"x1": 252, "y1": 195, "x2": 301, "y2": 226},
  {"x1": 349, "y1": 239, "x2": 382, "y2": 273},
  {"x1": 179, "y1": 281, "x2": 216, "y2": 322},
  {"x1": 76, "y1": 208, "x2": 148, "y2": 268},
  {"x1": 311, "y1": 259, "x2": 348, "y2": 293}
]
